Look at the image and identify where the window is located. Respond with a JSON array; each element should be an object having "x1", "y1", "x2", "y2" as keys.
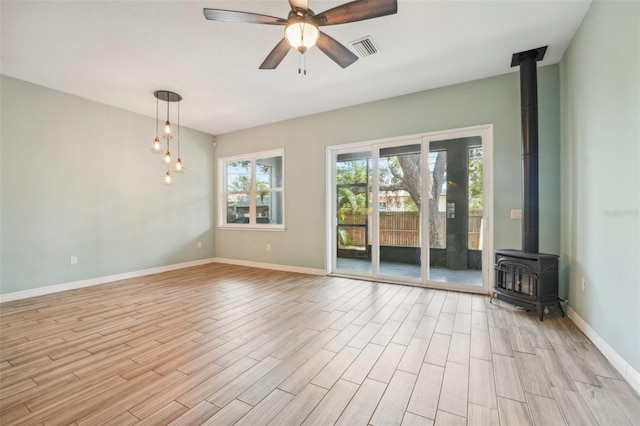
[{"x1": 219, "y1": 149, "x2": 284, "y2": 229}]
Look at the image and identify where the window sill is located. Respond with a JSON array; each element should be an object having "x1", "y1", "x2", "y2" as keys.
[{"x1": 217, "y1": 225, "x2": 286, "y2": 232}]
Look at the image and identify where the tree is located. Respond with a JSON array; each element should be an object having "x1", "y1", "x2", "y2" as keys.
[
  {"x1": 335, "y1": 147, "x2": 482, "y2": 250},
  {"x1": 468, "y1": 147, "x2": 483, "y2": 211},
  {"x1": 335, "y1": 152, "x2": 450, "y2": 249},
  {"x1": 429, "y1": 152, "x2": 446, "y2": 248},
  {"x1": 228, "y1": 161, "x2": 251, "y2": 192},
  {"x1": 335, "y1": 153, "x2": 445, "y2": 218},
  {"x1": 388, "y1": 155, "x2": 421, "y2": 209},
  {"x1": 229, "y1": 160, "x2": 271, "y2": 196},
  {"x1": 336, "y1": 156, "x2": 423, "y2": 215},
  {"x1": 336, "y1": 159, "x2": 370, "y2": 217}
]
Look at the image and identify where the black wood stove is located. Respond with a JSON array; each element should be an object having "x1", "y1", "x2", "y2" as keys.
[
  {"x1": 494, "y1": 249, "x2": 562, "y2": 320},
  {"x1": 492, "y1": 46, "x2": 564, "y2": 320}
]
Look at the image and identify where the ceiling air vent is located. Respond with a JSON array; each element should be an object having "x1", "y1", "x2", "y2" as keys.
[{"x1": 350, "y1": 36, "x2": 379, "y2": 58}]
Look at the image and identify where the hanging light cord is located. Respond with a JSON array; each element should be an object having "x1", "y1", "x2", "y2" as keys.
[
  {"x1": 155, "y1": 96, "x2": 159, "y2": 138},
  {"x1": 166, "y1": 91, "x2": 170, "y2": 127},
  {"x1": 177, "y1": 100, "x2": 181, "y2": 157},
  {"x1": 166, "y1": 92, "x2": 171, "y2": 153}
]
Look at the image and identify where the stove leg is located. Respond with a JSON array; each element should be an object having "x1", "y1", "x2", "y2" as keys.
[
  {"x1": 539, "y1": 308, "x2": 544, "y2": 321},
  {"x1": 489, "y1": 290, "x2": 496, "y2": 305},
  {"x1": 558, "y1": 301, "x2": 566, "y2": 317}
]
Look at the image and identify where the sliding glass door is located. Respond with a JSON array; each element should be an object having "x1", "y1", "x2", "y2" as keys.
[
  {"x1": 335, "y1": 151, "x2": 372, "y2": 275},
  {"x1": 328, "y1": 126, "x2": 492, "y2": 293},
  {"x1": 427, "y1": 137, "x2": 483, "y2": 287},
  {"x1": 376, "y1": 143, "x2": 423, "y2": 281}
]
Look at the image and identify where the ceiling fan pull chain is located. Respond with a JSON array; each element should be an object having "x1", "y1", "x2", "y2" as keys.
[{"x1": 297, "y1": 53, "x2": 308, "y2": 75}]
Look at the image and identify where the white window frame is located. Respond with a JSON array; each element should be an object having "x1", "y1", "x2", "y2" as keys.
[{"x1": 218, "y1": 149, "x2": 285, "y2": 230}]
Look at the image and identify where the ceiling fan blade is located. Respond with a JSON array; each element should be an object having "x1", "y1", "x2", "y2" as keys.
[
  {"x1": 288, "y1": 0, "x2": 308, "y2": 12},
  {"x1": 316, "y1": 32, "x2": 358, "y2": 68},
  {"x1": 259, "y1": 38, "x2": 292, "y2": 69},
  {"x1": 203, "y1": 8, "x2": 287, "y2": 25},
  {"x1": 315, "y1": 0, "x2": 397, "y2": 26}
]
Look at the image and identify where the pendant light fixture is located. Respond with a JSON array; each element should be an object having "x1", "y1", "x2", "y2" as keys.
[
  {"x1": 151, "y1": 95, "x2": 162, "y2": 154},
  {"x1": 151, "y1": 90, "x2": 184, "y2": 185},
  {"x1": 173, "y1": 99, "x2": 185, "y2": 174}
]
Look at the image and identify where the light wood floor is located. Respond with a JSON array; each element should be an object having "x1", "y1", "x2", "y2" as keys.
[{"x1": 1, "y1": 263, "x2": 638, "y2": 425}]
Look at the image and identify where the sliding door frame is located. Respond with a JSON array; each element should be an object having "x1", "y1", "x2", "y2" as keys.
[{"x1": 326, "y1": 124, "x2": 494, "y2": 295}]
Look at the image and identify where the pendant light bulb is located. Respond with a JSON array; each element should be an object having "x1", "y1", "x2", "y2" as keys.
[
  {"x1": 164, "y1": 150, "x2": 171, "y2": 164},
  {"x1": 151, "y1": 136, "x2": 161, "y2": 154},
  {"x1": 174, "y1": 158, "x2": 185, "y2": 174},
  {"x1": 164, "y1": 170, "x2": 173, "y2": 185},
  {"x1": 164, "y1": 121, "x2": 171, "y2": 134},
  {"x1": 152, "y1": 94, "x2": 161, "y2": 154}
]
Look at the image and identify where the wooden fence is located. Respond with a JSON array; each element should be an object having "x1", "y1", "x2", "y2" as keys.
[
  {"x1": 339, "y1": 211, "x2": 483, "y2": 250},
  {"x1": 468, "y1": 212, "x2": 482, "y2": 250},
  {"x1": 379, "y1": 212, "x2": 420, "y2": 247}
]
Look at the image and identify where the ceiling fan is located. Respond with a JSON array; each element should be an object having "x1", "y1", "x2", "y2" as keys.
[{"x1": 203, "y1": 0, "x2": 398, "y2": 70}]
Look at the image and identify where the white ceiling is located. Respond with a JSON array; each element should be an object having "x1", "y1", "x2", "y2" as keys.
[{"x1": 1, "y1": 0, "x2": 590, "y2": 135}]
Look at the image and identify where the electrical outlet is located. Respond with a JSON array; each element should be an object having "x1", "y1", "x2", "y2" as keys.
[
  {"x1": 197, "y1": 241, "x2": 202, "y2": 249},
  {"x1": 581, "y1": 277, "x2": 585, "y2": 292},
  {"x1": 70, "y1": 256, "x2": 78, "y2": 265},
  {"x1": 510, "y1": 209, "x2": 522, "y2": 219},
  {"x1": 267, "y1": 243, "x2": 271, "y2": 251}
]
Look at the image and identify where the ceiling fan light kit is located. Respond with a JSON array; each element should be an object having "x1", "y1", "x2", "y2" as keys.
[
  {"x1": 203, "y1": 0, "x2": 397, "y2": 71},
  {"x1": 285, "y1": 19, "x2": 320, "y2": 53}
]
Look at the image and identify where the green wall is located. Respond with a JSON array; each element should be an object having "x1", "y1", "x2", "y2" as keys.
[
  {"x1": 1, "y1": 60, "x2": 563, "y2": 311},
  {"x1": 215, "y1": 66, "x2": 561, "y2": 273},
  {"x1": 560, "y1": 1, "x2": 640, "y2": 372},
  {"x1": 1, "y1": 75, "x2": 216, "y2": 295}
]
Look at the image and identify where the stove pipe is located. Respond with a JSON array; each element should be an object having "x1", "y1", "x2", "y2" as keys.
[{"x1": 511, "y1": 46, "x2": 547, "y2": 254}]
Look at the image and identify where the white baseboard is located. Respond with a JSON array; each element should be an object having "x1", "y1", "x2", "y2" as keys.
[
  {"x1": 0, "y1": 258, "x2": 217, "y2": 304},
  {"x1": 0, "y1": 257, "x2": 325, "y2": 304},
  {"x1": 566, "y1": 305, "x2": 640, "y2": 395},
  {"x1": 212, "y1": 257, "x2": 326, "y2": 276}
]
